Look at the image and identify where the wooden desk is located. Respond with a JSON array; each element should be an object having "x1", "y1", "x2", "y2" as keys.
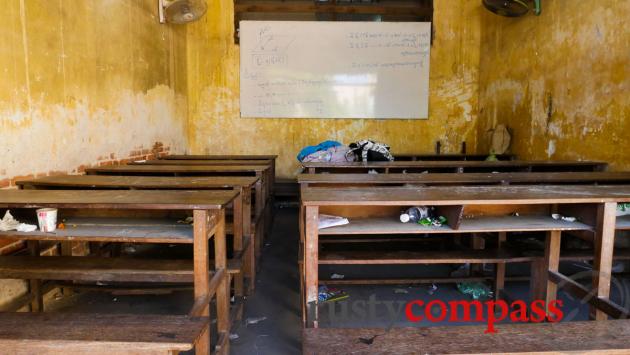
[
  {"x1": 16, "y1": 175, "x2": 259, "y2": 295},
  {"x1": 85, "y1": 165, "x2": 273, "y2": 253},
  {"x1": 85, "y1": 165, "x2": 269, "y2": 216},
  {"x1": 162, "y1": 154, "x2": 278, "y2": 160},
  {"x1": 302, "y1": 160, "x2": 608, "y2": 174},
  {"x1": 394, "y1": 153, "x2": 516, "y2": 161},
  {"x1": 300, "y1": 185, "x2": 630, "y2": 326},
  {"x1": 0, "y1": 189, "x2": 236, "y2": 354},
  {"x1": 131, "y1": 159, "x2": 275, "y2": 205},
  {"x1": 298, "y1": 172, "x2": 630, "y2": 189},
  {"x1": 162, "y1": 155, "x2": 278, "y2": 191}
]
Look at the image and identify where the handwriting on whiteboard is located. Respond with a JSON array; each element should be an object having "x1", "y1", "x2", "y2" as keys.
[{"x1": 240, "y1": 22, "x2": 431, "y2": 119}]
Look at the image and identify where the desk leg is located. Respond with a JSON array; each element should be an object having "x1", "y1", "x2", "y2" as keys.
[
  {"x1": 471, "y1": 233, "x2": 485, "y2": 275},
  {"x1": 494, "y1": 232, "x2": 507, "y2": 301},
  {"x1": 304, "y1": 206, "x2": 319, "y2": 328},
  {"x1": 242, "y1": 186, "x2": 255, "y2": 294},
  {"x1": 27, "y1": 241, "x2": 43, "y2": 312},
  {"x1": 592, "y1": 202, "x2": 617, "y2": 320},
  {"x1": 214, "y1": 209, "x2": 230, "y2": 352},
  {"x1": 299, "y1": 201, "x2": 306, "y2": 325},
  {"x1": 543, "y1": 230, "x2": 561, "y2": 310},
  {"x1": 60, "y1": 242, "x2": 74, "y2": 296},
  {"x1": 233, "y1": 188, "x2": 244, "y2": 305},
  {"x1": 256, "y1": 171, "x2": 267, "y2": 207},
  {"x1": 193, "y1": 210, "x2": 212, "y2": 355},
  {"x1": 254, "y1": 178, "x2": 264, "y2": 260}
]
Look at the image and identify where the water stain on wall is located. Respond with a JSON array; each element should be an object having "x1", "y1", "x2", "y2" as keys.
[
  {"x1": 478, "y1": 0, "x2": 629, "y2": 170},
  {"x1": 0, "y1": 0, "x2": 188, "y2": 184}
]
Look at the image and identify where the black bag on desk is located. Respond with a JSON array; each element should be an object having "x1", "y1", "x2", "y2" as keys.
[{"x1": 347, "y1": 140, "x2": 394, "y2": 162}]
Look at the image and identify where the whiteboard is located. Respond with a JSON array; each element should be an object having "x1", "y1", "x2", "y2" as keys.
[{"x1": 239, "y1": 21, "x2": 431, "y2": 119}]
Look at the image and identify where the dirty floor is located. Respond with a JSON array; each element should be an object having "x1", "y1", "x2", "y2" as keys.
[{"x1": 46, "y1": 208, "x2": 630, "y2": 354}]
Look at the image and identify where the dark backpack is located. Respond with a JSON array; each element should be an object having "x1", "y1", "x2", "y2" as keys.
[{"x1": 347, "y1": 140, "x2": 394, "y2": 162}]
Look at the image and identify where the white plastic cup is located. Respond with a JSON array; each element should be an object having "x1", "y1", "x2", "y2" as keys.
[{"x1": 36, "y1": 208, "x2": 58, "y2": 232}]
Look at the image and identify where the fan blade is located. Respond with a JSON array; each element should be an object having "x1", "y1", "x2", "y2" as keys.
[
  {"x1": 164, "y1": 0, "x2": 207, "y2": 24},
  {"x1": 482, "y1": 0, "x2": 529, "y2": 17}
]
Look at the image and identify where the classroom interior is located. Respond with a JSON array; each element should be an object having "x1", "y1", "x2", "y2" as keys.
[{"x1": 0, "y1": 0, "x2": 629, "y2": 354}]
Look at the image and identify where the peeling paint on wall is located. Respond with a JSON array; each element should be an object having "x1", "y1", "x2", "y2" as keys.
[
  {"x1": 0, "y1": 0, "x2": 188, "y2": 185},
  {"x1": 186, "y1": 0, "x2": 483, "y2": 177},
  {"x1": 478, "y1": 0, "x2": 630, "y2": 170}
]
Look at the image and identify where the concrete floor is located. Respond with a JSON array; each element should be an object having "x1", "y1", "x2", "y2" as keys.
[{"x1": 47, "y1": 207, "x2": 630, "y2": 354}]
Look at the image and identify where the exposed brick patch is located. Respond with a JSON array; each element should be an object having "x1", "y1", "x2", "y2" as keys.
[{"x1": 1, "y1": 141, "x2": 171, "y2": 189}]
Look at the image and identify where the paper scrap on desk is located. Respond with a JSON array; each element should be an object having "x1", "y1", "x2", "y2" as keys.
[
  {"x1": 318, "y1": 214, "x2": 349, "y2": 229},
  {"x1": 17, "y1": 224, "x2": 37, "y2": 232}
]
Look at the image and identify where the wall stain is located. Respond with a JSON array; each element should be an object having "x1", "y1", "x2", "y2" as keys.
[
  {"x1": 478, "y1": 0, "x2": 630, "y2": 170},
  {"x1": 0, "y1": 0, "x2": 188, "y2": 183}
]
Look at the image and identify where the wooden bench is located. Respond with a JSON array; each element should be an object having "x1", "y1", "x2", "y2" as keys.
[
  {"x1": 17, "y1": 175, "x2": 259, "y2": 295},
  {"x1": 300, "y1": 185, "x2": 630, "y2": 326},
  {"x1": 302, "y1": 160, "x2": 608, "y2": 173},
  {"x1": 0, "y1": 189, "x2": 234, "y2": 354},
  {"x1": 0, "y1": 312, "x2": 208, "y2": 355},
  {"x1": 303, "y1": 320, "x2": 630, "y2": 354}
]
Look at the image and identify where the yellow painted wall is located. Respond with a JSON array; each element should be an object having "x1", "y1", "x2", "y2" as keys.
[
  {"x1": 186, "y1": 1, "x2": 483, "y2": 177},
  {"x1": 478, "y1": 0, "x2": 630, "y2": 170},
  {"x1": 0, "y1": 0, "x2": 188, "y2": 187}
]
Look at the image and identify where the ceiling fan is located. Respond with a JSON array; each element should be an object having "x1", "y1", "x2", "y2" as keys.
[
  {"x1": 482, "y1": 0, "x2": 541, "y2": 17},
  {"x1": 158, "y1": 0, "x2": 207, "y2": 24}
]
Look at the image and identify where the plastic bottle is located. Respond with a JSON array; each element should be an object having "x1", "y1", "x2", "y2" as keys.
[{"x1": 400, "y1": 206, "x2": 429, "y2": 223}]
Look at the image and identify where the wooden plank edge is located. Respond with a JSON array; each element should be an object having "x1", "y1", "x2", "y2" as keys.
[
  {"x1": 189, "y1": 268, "x2": 225, "y2": 317},
  {"x1": 548, "y1": 270, "x2": 629, "y2": 319}
]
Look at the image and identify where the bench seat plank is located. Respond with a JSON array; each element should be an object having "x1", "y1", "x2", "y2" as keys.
[
  {"x1": 318, "y1": 216, "x2": 593, "y2": 235},
  {"x1": 0, "y1": 255, "x2": 239, "y2": 283},
  {"x1": 0, "y1": 312, "x2": 207, "y2": 354},
  {"x1": 0, "y1": 217, "x2": 256, "y2": 244},
  {"x1": 318, "y1": 248, "x2": 536, "y2": 265},
  {"x1": 617, "y1": 215, "x2": 630, "y2": 230},
  {"x1": 303, "y1": 320, "x2": 630, "y2": 354},
  {"x1": 0, "y1": 219, "x2": 193, "y2": 244}
]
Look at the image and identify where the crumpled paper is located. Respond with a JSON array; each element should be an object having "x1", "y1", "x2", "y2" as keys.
[{"x1": 0, "y1": 210, "x2": 37, "y2": 232}]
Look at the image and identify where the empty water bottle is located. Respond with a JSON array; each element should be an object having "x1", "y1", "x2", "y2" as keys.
[{"x1": 400, "y1": 206, "x2": 429, "y2": 223}]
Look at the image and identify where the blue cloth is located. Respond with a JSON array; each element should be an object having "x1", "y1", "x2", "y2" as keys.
[{"x1": 297, "y1": 140, "x2": 342, "y2": 161}]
